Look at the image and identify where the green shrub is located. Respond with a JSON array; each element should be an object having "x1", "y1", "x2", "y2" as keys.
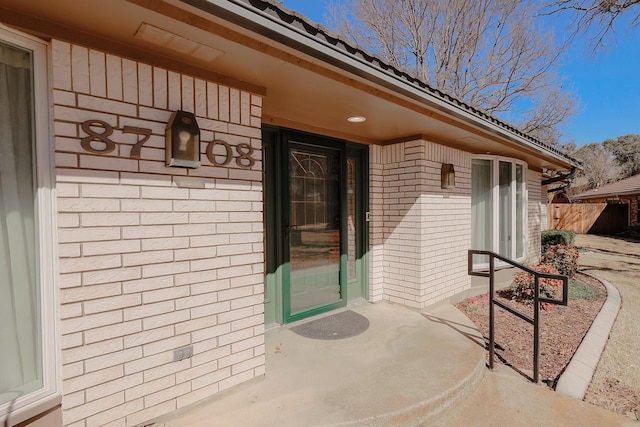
[
  {"x1": 621, "y1": 225, "x2": 640, "y2": 240},
  {"x1": 541, "y1": 230, "x2": 576, "y2": 254},
  {"x1": 568, "y1": 280, "x2": 600, "y2": 300},
  {"x1": 509, "y1": 264, "x2": 562, "y2": 310},
  {"x1": 542, "y1": 244, "x2": 579, "y2": 278}
]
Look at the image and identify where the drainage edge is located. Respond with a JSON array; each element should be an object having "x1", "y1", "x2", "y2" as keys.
[{"x1": 555, "y1": 271, "x2": 621, "y2": 399}]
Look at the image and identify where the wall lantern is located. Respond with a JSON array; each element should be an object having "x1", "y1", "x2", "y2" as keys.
[
  {"x1": 166, "y1": 110, "x2": 200, "y2": 168},
  {"x1": 441, "y1": 163, "x2": 455, "y2": 189}
]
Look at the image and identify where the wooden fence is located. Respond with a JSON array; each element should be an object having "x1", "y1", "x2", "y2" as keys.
[{"x1": 547, "y1": 203, "x2": 628, "y2": 235}]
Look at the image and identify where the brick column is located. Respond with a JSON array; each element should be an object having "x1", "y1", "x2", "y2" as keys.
[{"x1": 371, "y1": 138, "x2": 472, "y2": 309}]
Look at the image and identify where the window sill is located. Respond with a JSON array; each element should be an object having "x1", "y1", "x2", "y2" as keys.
[{"x1": 3, "y1": 394, "x2": 61, "y2": 427}]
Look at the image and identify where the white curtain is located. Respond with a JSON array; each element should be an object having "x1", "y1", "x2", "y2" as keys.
[
  {"x1": 0, "y1": 42, "x2": 40, "y2": 402},
  {"x1": 472, "y1": 159, "x2": 493, "y2": 263},
  {"x1": 516, "y1": 164, "x2": 525, "y2": 258}
]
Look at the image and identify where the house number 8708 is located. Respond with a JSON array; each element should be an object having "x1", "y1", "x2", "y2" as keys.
[{"x1": 80, "y1": 119, "x2": 255, "y2": 169}]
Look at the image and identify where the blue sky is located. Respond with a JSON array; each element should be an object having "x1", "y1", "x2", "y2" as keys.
[{"x1": 281, "y1": 0, "x2": 640, "y2": 146}]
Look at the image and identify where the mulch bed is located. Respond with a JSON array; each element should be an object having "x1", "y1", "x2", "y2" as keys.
[{"x1": 455, "y1": 272, "x2": 606, "y2": 386}]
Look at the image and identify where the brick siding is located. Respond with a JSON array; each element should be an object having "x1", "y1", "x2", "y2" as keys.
[
  {"x1": 528, "y1": 170, "x2": 543, "y2": 263},
  {"x1": 369, "y1": 139, "x2": 472, "y2": 309},
  {"x1": 52, "y1": 41, "x2": 265, "y2": 427}
]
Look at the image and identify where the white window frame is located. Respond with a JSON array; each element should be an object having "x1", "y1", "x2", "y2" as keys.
[
  {"x1": 0, "y1": 24, "x2": 58, "y2": 420},
  {"x1": 472, "y1": 155, "x2": 528, "y2": 264}
]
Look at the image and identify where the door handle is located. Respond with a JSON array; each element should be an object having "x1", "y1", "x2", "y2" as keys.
[{"x1": 284, "y1": 224, "x2": 297, "y2": 238}]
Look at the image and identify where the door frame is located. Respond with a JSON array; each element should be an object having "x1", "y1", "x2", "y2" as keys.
[
  {"x1": 262, "y1": 126, "x2": 368, "y2": 324},
  {"x1": 345, "y1": 145, "x2": 369, "y2": 303}
]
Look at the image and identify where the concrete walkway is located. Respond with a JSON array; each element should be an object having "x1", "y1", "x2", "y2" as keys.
[
  {"x1": 152, "y1": 300, "x2": 631, "y2": 426},
  {"x1": 429, "y1": 365, "x2": 636, "y2": 427}
]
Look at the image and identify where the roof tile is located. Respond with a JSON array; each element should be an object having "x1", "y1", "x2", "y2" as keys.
[{"x1": 573, "y1": 174, "x2": 640, "y2": 199}]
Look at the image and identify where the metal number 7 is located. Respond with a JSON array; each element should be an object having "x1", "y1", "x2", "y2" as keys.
[{"x1": 123, "y1": 126, "x2": 152, "y2": 159}]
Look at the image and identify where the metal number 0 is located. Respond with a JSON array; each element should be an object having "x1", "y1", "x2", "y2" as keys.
[{"x1": 206, "y1": 139, "x2": 233, "y2": 166}]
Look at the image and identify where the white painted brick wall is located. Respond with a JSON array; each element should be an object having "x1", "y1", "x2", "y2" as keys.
[
  {"x1": 52, "y1": 40, "x2": 264, "y2": 427},
  {"x1": 370, "y1": 139, "x2": 472, "y2": 308},
  {"x1": 528, "y1": 169, "x2": 543, "y2": 263},
  {"x1": 368, "y1": 145, "x2": 385, "y2": 302}
]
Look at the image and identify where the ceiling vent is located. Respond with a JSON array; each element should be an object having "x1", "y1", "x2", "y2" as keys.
[{"x1": 134, "y1": 22, "x2": 223, "y2": 62}]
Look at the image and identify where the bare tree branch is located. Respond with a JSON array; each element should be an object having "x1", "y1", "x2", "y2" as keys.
[
  {"x1": 563, "y1": 142, "x2": 622, "y2": 195},
  {"x1": 328, "y1": 0, "x2": 577, "y2": 144},
  {"x1": 545, "y1": 0, "x2": 640, "y2": 48}
]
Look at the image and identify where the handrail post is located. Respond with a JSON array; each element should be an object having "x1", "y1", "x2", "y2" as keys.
[
  {"x1": 468, "y1": 249, "x2": 567, "y2": 384},
  {"x1": 533, "y1": 275, "x2": 540, "y2": 383},
  {"x1": 489, "y1": 254, "x2": 495, "y2": 370}
]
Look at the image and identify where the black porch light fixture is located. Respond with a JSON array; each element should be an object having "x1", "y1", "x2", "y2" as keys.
[
  {"x1": 441, "y1": 163, "x2": 455, "y2": 189},
  {"x1": 166, "y1": 110, "x2": 200, "y2": 168}
]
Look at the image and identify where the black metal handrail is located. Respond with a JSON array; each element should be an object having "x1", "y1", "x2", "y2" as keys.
[{"x1": 467, "y1": 250, "x2": 569, "y2": 383}]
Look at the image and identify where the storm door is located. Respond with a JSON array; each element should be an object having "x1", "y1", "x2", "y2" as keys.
[
  {"x1": 286, "y1": 144, "x2": 343, "y2": 318},
  {"x1": 263, "y1": 127, "x2": 368, "y2": 324}
]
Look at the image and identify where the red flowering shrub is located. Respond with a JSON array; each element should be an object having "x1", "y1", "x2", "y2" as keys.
[
  {"x1": 509, "y1": 263, "x2": 563, "y2": 309},
  {"x1": 469, "y1": 294, "x2": 489, "y2": 306},
  {"x1": 542, "y1": 244, "x2": 579, "y2": 278},
  {"x1": 465, "y1": 294, "x2": 490, "y2": 314}
]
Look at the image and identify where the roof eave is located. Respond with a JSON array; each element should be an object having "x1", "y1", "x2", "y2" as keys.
[
  {"x1": 180, "y1": 0, "x2": 579, "y2": 169},
  {"x1": 573, "y1": 190, "x2": 640, "y2": 200}
]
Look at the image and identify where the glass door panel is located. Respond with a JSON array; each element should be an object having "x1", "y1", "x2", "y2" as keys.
[
  {"x1": 498, "y1": 161, "x2": 512, "y2": 258},
  {"x1": 471, "y1": 159, "x2": 493, "y2": 264},
  {"x1": 0, "y1": 40, "x2": 43, "y2": 403},
  {"x1": 288, "y1": 147, "x2": 341, "y2": 315},
  {"x1": 347, "y1": 158, "x2": 357, "y2": 281}
]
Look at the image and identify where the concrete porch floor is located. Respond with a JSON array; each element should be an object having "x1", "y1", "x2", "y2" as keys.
[{"x1": 152, "y1": 301, "x2": 633, "y2": 427}]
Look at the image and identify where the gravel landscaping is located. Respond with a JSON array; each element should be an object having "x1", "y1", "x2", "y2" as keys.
[
  {"x1": 456, "y1": 272, "x2": 605, "y2": 386},
  {"x1": 457, "y1": 234, "x2": 640, "y2": 421}
]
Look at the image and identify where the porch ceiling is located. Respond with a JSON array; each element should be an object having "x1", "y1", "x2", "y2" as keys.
[{"x1": 0, "y1": 0, "x2": 574, "y2": 171}]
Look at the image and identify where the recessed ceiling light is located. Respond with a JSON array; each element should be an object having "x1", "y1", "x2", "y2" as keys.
[{"x1": 347, "y1": 116, "x2": 366, "y2": 123}]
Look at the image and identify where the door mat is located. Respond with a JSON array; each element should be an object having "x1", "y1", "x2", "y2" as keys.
[{"x1": 290, "y1": 310, "x2": 369, "y2": 340}]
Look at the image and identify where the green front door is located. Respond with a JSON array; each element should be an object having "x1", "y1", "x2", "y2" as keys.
[{"x1": 263, "y1": 127, "x2": 368, "y2": 324}]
